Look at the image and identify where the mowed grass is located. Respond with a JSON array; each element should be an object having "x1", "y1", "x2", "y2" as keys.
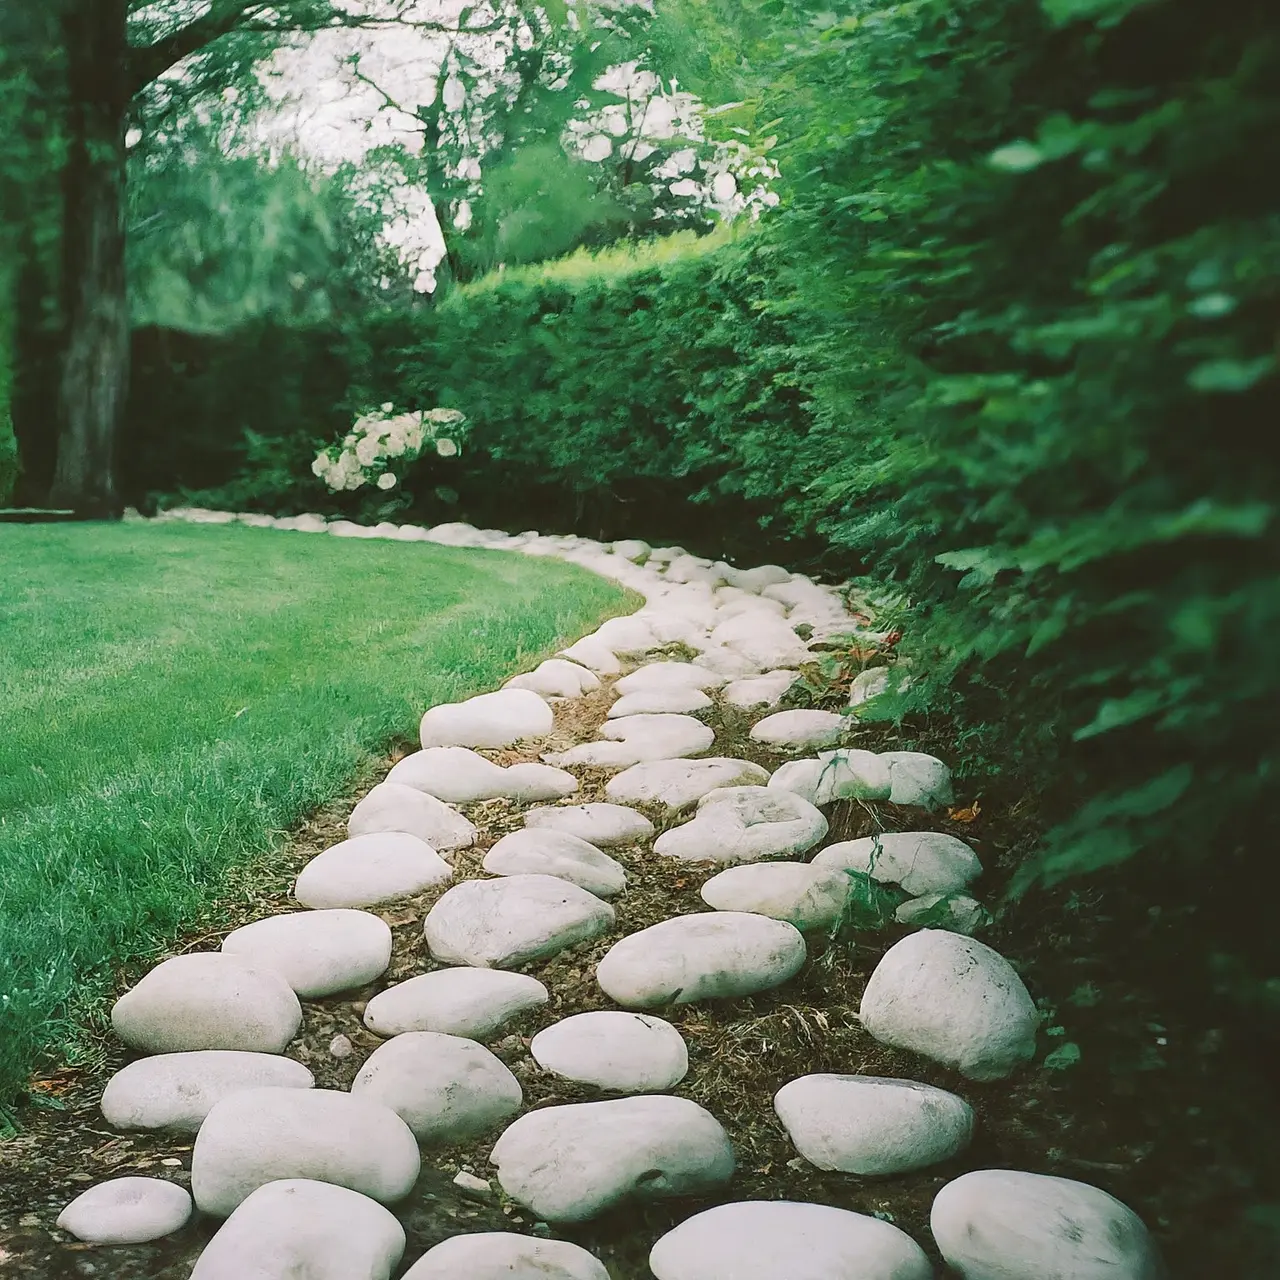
[{"x1": 0, "y1": 522, "x2": 629, "y2": 1103}]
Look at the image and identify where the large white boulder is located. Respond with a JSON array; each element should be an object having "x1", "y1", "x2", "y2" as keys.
[
  {"x1": 860, "y1": 930, "x2": 1038, "y2": 1080},
  {"x1": 293, "y1": 832, "x2": 452, "y2": 910},
  {"x1": 531, "y1": 1012, "x2": 688, "y2": 1093},
  {"x1": 101, "y1": 1051, "x2": 314, "y2": 1133},
  {"x1": 484, "y1": 829, "x2": 627, "y2": 898},
  {"x1": 648, "y1": 1200, "x2": 932, "y2": 1280},
  {"x1": 424, "y1": 875, "x2": 615, "y2": 969},
  {"x1": 191, "y1": 1087, "x2": 421, "y2": 1217},
  {"x1": 931, "y1": 1170, "x2": 1161, "y2": 1280},
  {"x1": 812, "y1": 831, "x2": 982, "y2": 897},
  {"x1": 607, "y1": 687, "x2": 713, "y2": 717},
  {"x1": 404, "y1": 1233, "x2": 609, "y2": 1280},
  {"x1": 347, "y1": 783, "x2": 477, "y2": 854},
  {"x1": 221, "y1": 910, "x2": 392, "y2": 999},
  {"x1": 111, "y1": 954, "x2": 301, "y2": 1056},
  {"x1": 721, "y1": 671, "x2": 795, "y2": 710},
  {"x1": 700, "y1": 863, "x2": 851, "y2": 932},
  {"x1": 606, "y1": 758, "x2": 770, "y2": 812},
  {"x1": 364, "y1": 968, "x2": 548, "y2": 1040},
  {"x1": 614, "y1": 662, "x2": 726, "y2": 695},
  {"x1": 653, "y1": 786, "x2": 827, "y2": 864},
  {"x1": 524, "y1": 802, "x2": 655, "y2": 847},
  {"x1": 596, "y1": 913, "x2": 806, "y2": 1007},
  {"x1": 420, "y1": 688, "x2": 554, "y2": 749},
  {"x1": 749, "y1": 709, "x2": 848, "y2": 751},
  {"x1": 351, "y1": 1031, "x2": 522, "y2": 1142},
  {"x1": 774, "y1": 1074, "x2": 973, "y2": 1174},
  {"x1": 57, "y1": 1177, "x2": 191, "y2": 1244},
  {"x1": 505, "y1": 658, "x2": 601, "y2": 700},
  {"x1": 190, "y1": 1180, "x2": 405, "y2": 1280},
  {"x1": 490, "y1": 1096, "x2": 734, "y2": 1222},
  {"x1": 881, "y1": 750, "x2": 954, "y2": 808},
  {"x1": 550, "y1": 714, "x2": 714, "y2": 769}
]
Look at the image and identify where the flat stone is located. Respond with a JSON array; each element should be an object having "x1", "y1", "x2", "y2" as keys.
[
  {"x1": 614, "y1": 662, "x2": 725, "y2": 695},
  {"x1": 531, "y1": 1012, "x2": 688, "y2": 1092},
  {"x1": 190, "y1": 1179, "x2": 405, "y2": 1280},
  {"x1": 607, "y1": 687, "x2": 713, "y2": 717},
  {"x1": 364, "y1": 969, "x2": 548, "y2": 1040},
  {"x1": 558, "y1": 637, "x2": 623, "y2": 675},
  {"x1": 722, "y1": 671, "x2": 795, "y2": 710},
  {"x1": 700, "y1": 863, "x2": 851, "y2": 932},
  {"x1": 749, "y1": 709, "x2": 848, "y2": 750},
  {"x1": 483, "y1": 829, "x2": 626, "y2": 898},
  {"x1": 191, "y1": 1087, "x2": 421, "y2": 1217},
  {"x1": 490, "y1": 1096, "x2": 733, "y2": 1222},
  {"x1": 653, "y1": 786, "x2": 827, "y2": 864},
  {"x1": 111, "y1": 954, "x2": 301, "y2": 1056},
  {"x1": 419, "y1": 689, "x2": 554, "y2": 749},
  {"x1": 101, "y1": 1051, "x2": 314, "y2": 1134},
  {"x1": 896, "y1": 892, "x2": 987, "y2": 935},
  {"x1": 774, "y1": 1074, "x2": 974, "y2": 1174},
  {"x1": 57, "y1": 1177, "x2": 192, "y2": 1244},
  {"x1": 505, "y1": 659, "x2": 601, "y2": 700},
  {"x1": 648, "y1": 1200, "x2": 932, "y2": 1280},
  {"x1": 352, "y1": 1032, "x2": 522, "y2": 1142},
  {"x1": 812, "y1": 831, "x2": 982, "y2": 896},
  {"x1": 931, "y1": 1170, "x2": 1160, "y2": 1280},
  {"x1": 221, "y1": 910, "x2": 392, "y2": 999},
  {"x1": 606, "y1": 758, "x2": 770, "y2": 812},
  {"x1": 294, "y1": 832, "x2": 453, "y2": 910},
  {"x1": 348, "y1": 783, "x2": 478, "y2": 854},
  {"x1": 524, "y1": 803, "x2": 655, "y2": 847},
  {"x1": 425, "y1": 875, "x2": 615, "y2": 969},
  {"x1": 596, "y1": 913, "x2": 806, "y2": 1007},
  {"x1": 550, "y1": 714, "x2": 714, "y2": 768},
  {"x1": 881, "y1": 751, "x2": 954, "y2": 808},
  {"x1": 404, "y1": 1232, "x2": 609, "y2": 1280},
  {"x1": 860, "y1": 930, "x2": 1038, "y2": 1080}
]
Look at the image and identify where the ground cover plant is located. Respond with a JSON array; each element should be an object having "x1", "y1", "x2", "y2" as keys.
[{"x1": 0, "y1": 521, "x2": 628, "y2": 1106}]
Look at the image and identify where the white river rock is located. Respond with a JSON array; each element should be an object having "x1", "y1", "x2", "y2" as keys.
[
  {"x1": 347, "y1": 782, "x2": 477, "y2": 854},
  {"x1": 364, "y1": 968, "x2": 548, "y2": 1040},
  {"x1": 812, "y1": 831, "x2": 982, "y2": 897},
  {"x1": 403, "y1": 1233, "x2": 610, "y2": 1280},
  {"x1": 699, "y1": 862, "x2": 851, "y2": 932},
  {"x1": 721, "y1": 671, "x2": 796, "y2": 710},
  {"x1": 293, "y1": 831, "x2": 452, "y2": 910},
  {"x1": 749, "y1": 709, "x2": 849, "y2": 751},
  {"x1": 419, "y1": 688, "x2": 554, "y2": 749},
  {"x1": 483, "y1": 828, "x2": 627, "y2": 898},
  {"x1": 505, "y1": 658, "x2": 601, "y2": 700},
  {"x1": 524, "y1": 802, "x2": 655, "y2": 847},
  {"x1": 881, "y1": 750, "x2": 955, "y2": 808},
  {"x1": 653, "y1": 786, "x2": 827, "y2": 864},
  {"x1": 57, "y1": 1178, "x2": 192, "y2": 1244},
  {"x1": 531, "y1": 1012, "x2": 688, "y2": 1092},
  {"x1": 606, "y1": 758, "x2": 770, "y2": 812}
]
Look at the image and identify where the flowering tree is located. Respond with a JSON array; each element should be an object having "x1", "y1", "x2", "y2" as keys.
[{"x1": 312, "y1": 404, "x2": 465, "y2": 495}]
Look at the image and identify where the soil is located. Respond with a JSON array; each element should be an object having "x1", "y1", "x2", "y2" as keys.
[{"x1": 1, "y1": 665, "x2": 1275, "y2": 1278}]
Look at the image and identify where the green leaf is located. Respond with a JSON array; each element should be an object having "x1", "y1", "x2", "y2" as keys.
[
  {"x1": 988, "y1": 142, "x2": 1043, "y2": 173},
  {"x1": 1043, "y1": 1041, "x2": 1082, "y2": 1070},
  {"x1": 1187, "y1": 357, "x2": 1275, "y2": 393}
]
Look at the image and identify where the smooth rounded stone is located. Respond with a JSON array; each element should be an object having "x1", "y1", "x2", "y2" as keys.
[
  {"x1": 612, "y1": 538, "x2": 651, "y2": 563},
  {"x1": 57, "y1": 1177, "x2": 192, "y2": 1244},
  {"x1": 419, "y1": 688, "x2": 554, "y2": 749},
  {"x1": 387, "y1": 747, "x2": 508, "y2": 803},
  {"x1": 191, "y1": 1087, "x2": 421, "y2": 1216},
  {"x1": 639, "y1": 611, "x2": 712, "y2": 649},
  {"x1": 849, "y1": 665, "x2": 891, "y2": 705},
  {"x1": 425, "y1": 875, "x2": 615, "y2": 969},
  {"x1": 722, "y1": 670, "x2": 795, "y2": 710},
  {"x1": 558, "y1": 636, "x2": 624, "y2": 675},
  {"x1": 860, "y1": 930, "x2": 1038, "y2": 1080},
  {"x1": 775, "y1": 1074, "x2": 974, "y2": 1174},
  {"x1": 101, "y1": 1051, "x2": 314, "y2": 1133},
  {"x1": 709, "y1": 612, "x2": 811, "y2": 669},
  {"x1": 607, "y1": 687, "x2": 713, "y2": 717},
  {"x1": 700, "y1": 863, "x2": 851, "y2": 932},
  {"x1": 654, "y1": 786, "x2": 828, "y2": 864},
  {"x1": 597, "y1": 912, "x2": 806, "y2": 1007},
  {"x1": 749, "y1": 708, "x2": 848, "y2": 750},
  {"x1": 725, "y1": 563, "x2": 793, "y2": 593},
  {"x1": 190, "y1": 1179, "x2": 405, "y2": 1280},
  {"x1": 294, "y1": 832, "x2": 452, "y2": 910},
  {"x1": 881, "y1": 750, "x2": 955, "y2": 808},
  {"x1": 716, "y1": 593, "x2": 789, "y2": 620},
  {"x1": 648, "y1": 1200, "x2": 932, "y2": 1280},
  {"x1": 614, "y1": 661, "x2": 726, "y2": 695},
  {"x1": 484, "y1": 829, "x2": 626, "y2": 898},
  {"x1": 531, "y1": 1012, "x2": 688, "y2": 1092},
  {"x1": 931, "y1": 1169, "x2": 1160, "y2": 1280},
  {"x1": 352, "y1": 1032, "x2": 522, "y2": 1142},
  {"x1": 348, "y1": 782, "x2": 478, "y2": 854},
  {"x1": 767, "y1": 748, "x2": 893, "y2": 806},
  {"x1": 111, "y1": 954, "x2": 302, "y2": 1056},
  {"x1": 490, "y1": 1096, "x2": 734, "y2": 1222},
  {"x1": 425, "y1": 521, "x2": 483, "y2": 546},
  {"x1": 896, "y1": 892, "x2": 987, "y2": 935},
  {"x1": 524, "y1": 802, "x2": 655, "y2": 847},
  {"x1": 405, "y1": 1233, "x2": 609, "y2": 1280},
  {"x1": 664, "y1": 554, "x2": 725, "y2": 587},
  {"x1": 606, "y1": 758, "x2": 770, "y2": 812},
  {"x1": 813, "y1": 831, "x2": 982, "y2": 897},
  {"x1": 693, "y1": 645, "x2": 763, "y2": 678},
  {"x1": 222, "y1": 910, "x2": 392, "y2": 999},
  {"x1": 592, "y1": 615, "x2": 662, "y2": 656},
  {"x1": 551, "y1": 714, "x2": 714, "y2": 768},
  {"x1": 364, "y1": 969, "x2": 548, "y2": 1039},
  {"x1": 505, "y1": 658, "x2": 601, "y2": 699},
  {"x1": 503, "y1": 762, "x2": 581, "y2": 802}
]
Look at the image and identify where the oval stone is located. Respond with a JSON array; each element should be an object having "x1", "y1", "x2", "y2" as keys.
[
  {"x1": 403, "y1": 1233, "x2": 609, "y2": 1280},
  {"x1": 524, "y1": 803, "x2": 655, "y2": 847},
  {"x1": 700, "y1": 862, "x2": 851, "y2": 932},
  {"x1": 293, "y1": 832, "x2": 452, "y2": 910},
  {"x1": 57, "y1": 1177, "x2": 191, "y2": 1244},
  {"x1": 483, "y1": 829, "x2": 626, "y2": 898},
  {"x1": 363, "y1": 969, "x2": 548, "y2": 1040},
  {"x1": 531, "y1": 1012, "x2": 688, "y2": 1092},
  {"x1": 419, "y1": 689, "x2": 554, "y2": 749}
]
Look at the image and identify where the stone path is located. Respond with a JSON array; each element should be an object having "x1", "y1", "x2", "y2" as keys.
[{"x1": 48, "y1": 509, "x2": 1159, "y2": 1278}]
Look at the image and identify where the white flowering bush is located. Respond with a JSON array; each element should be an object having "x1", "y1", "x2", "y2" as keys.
[{"x1": 311, "y1": 403, "x2": 465, "y2": 493}]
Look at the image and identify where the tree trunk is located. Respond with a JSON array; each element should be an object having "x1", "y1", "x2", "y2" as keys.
[{"x1": 49, "y1": 0, "x2": 129, "y2": 518}]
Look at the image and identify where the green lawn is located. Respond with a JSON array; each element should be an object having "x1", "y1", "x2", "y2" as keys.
[{"x1": 0, "y1": 522, "x2": 628, "y2": 1104}]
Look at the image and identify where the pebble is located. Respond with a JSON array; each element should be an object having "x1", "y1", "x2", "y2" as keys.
[
  {"x1": 606, "y1": 758, "x2": 770, "y2": 811},
  {"x1": 221, "y1": 909, "x2": 392, "y2": 998},
  {"x1": 880, "y1": 750, "x2": 954, "y2": 808},
  {"x1": 404, "y1": 1232, "x2": 609, "y2": 1280},
  {"x1": 451, "y1": 1171, "x2": 493, "y2": 1199},
  {"x1": 607, "y1": 687, "x2": 713, "y2": 717},
  {"x1": 523, "y1": 803, "x2": 655, "y2": 847},
  {"x1": 293, "y1": 831, "x2": 453, "y2": 909},
  {"x1": 614, "y1": 662, "x2": 725, "y2": 695},
  {"x1": 490, "y1": 1095, "x2": 734, "y2": 1222},
  {"x1": 419, "y1": 688, "x2": 555, "y2": 748},
  {"x1": 721, "y1": 671, "x2": 796, "y2": 709},
  {"x1": 363, "y1": 968, "x2": 549, "y2": 1040},
  {"x1": 329, "y1": 1034, "x2": 355, "y2": 1059},
  {"x1": 653, "y1": 785, "x2": 828, "y2": 863},
  {"x1": 351, "y1": 1031, "x2": 522, "y2": 1142},
  {"x1": 774, "y1": 1074, "x2": 974, "y2": 1174},
  {"x1": 531, "y1": 1012, "x2": 688, "y2": 1092},
  {"x1": 57, "y1": 1177, "x2": 192, "y2": 1244},
  {"x1": 860, "y1": 930, "x2": 1039, "y2": 1080},
  {"x1": 347, "y1": 782, "x2": 478, "y2": 853},
  {"x1": 749, "y1": 709, "x2": 848, "y2": 750},
  {"x1": 699, "y1": 862, "x2": 852, "y2": 931},
  {"x1": 596, "y1": 912, "x2": 807, "y2": 1007},
  {"x1": 483, "y1": 829, "x2": 627, "y2": 898},
  {"x1": 812, "y1": 831, "x2": 982, "y2": 897},
  {"x1": 424, "y1": 874, "x2": 616, "y2": 969}
]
